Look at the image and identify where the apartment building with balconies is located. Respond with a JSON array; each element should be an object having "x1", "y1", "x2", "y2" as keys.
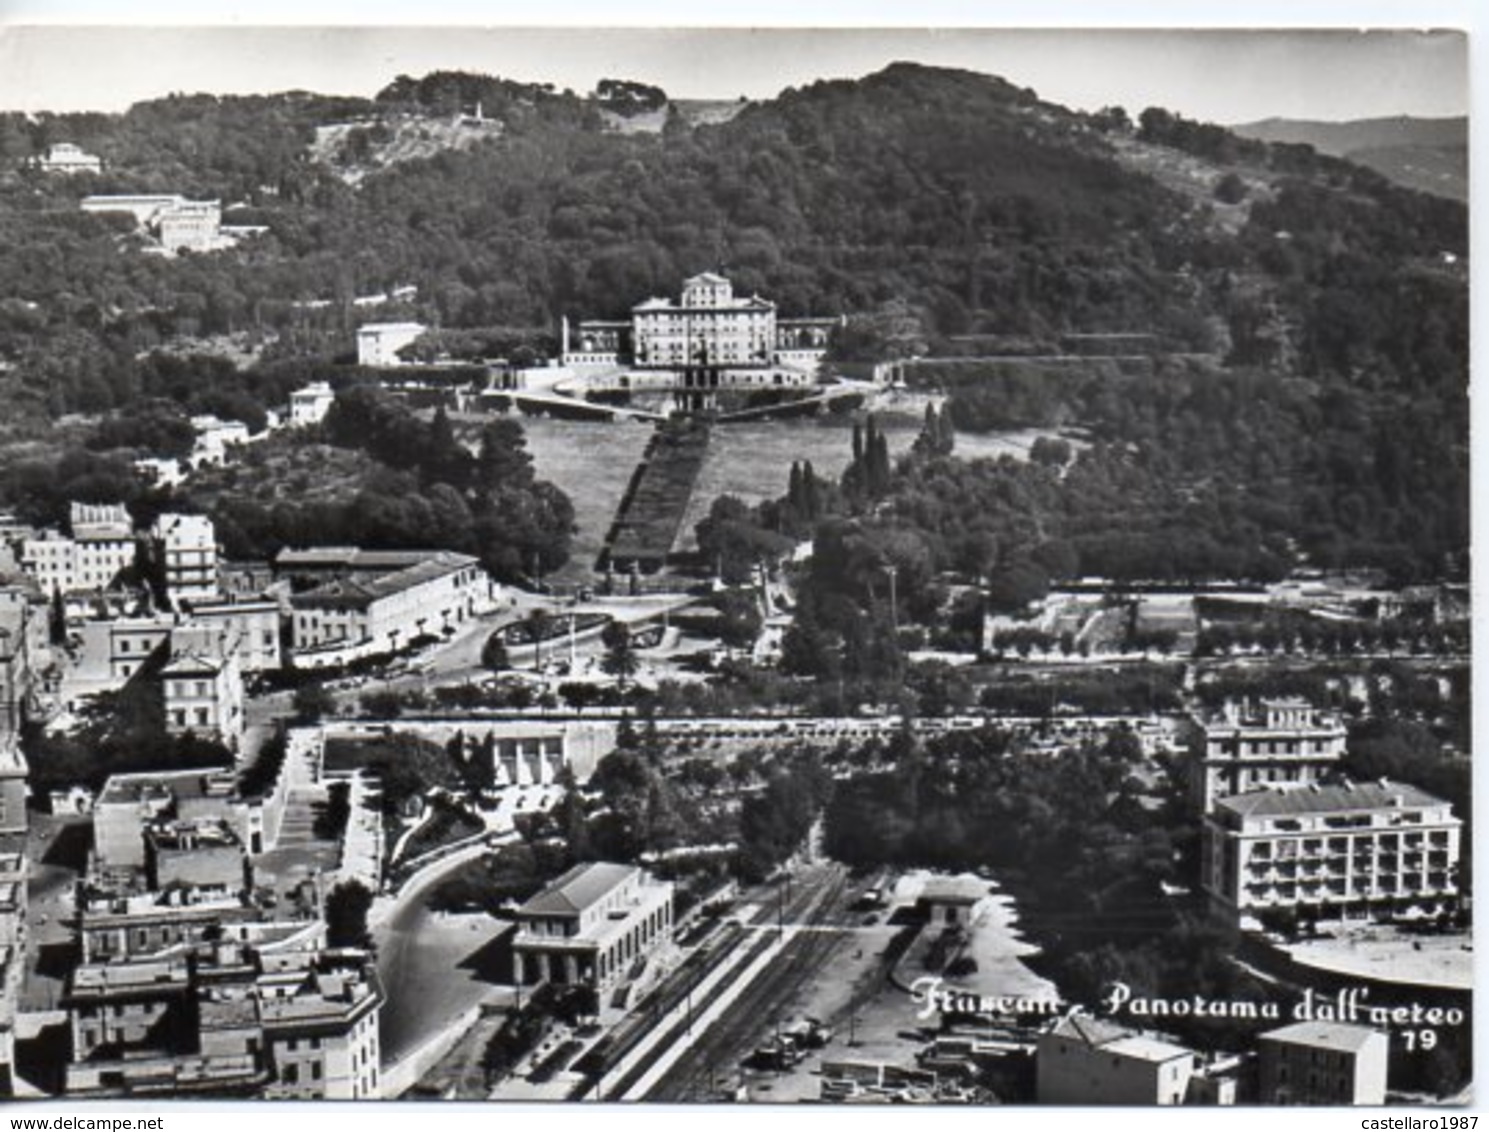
[
  {"x1": 1201, "y1": 779, "x2": 1461, "y2": 929},
  {"x1": 1187, "y1": 697, "x2": 1347, "y2": 815}
]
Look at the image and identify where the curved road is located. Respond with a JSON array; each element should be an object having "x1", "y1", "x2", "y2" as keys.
[{"x1": 374, "y1": 845, "x2": 515, "y2": 1064}]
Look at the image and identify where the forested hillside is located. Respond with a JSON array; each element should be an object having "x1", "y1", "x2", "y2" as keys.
[
  {"x1": 0, "y1": 63, "x2": 1463, "y2": 413},
  {"x1": 0, "y1": 62, "x2": 1467, "y2": 589}
]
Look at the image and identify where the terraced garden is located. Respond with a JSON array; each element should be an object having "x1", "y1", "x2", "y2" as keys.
[
  {"x1": 518, "y1": 416, "x2": 656, "y2": 582},
  {"x1": 605, "y1": 420, "x2": 711, "y2": 572}
]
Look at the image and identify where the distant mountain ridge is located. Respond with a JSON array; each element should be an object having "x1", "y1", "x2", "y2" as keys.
[{"x1": 1230, "y1": 115, "x2": 1466, "y2": 200}]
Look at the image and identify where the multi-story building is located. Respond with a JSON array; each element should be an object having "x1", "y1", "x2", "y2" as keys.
[
  {"x1": 275, "y1": 547, "x2": 437, "y2": 587},
  {"x1": 76, "y1": 884, "x2": 322, "y2": 964},
  {"x1": 0, "y1": 854, "x2": 26, "y2": 946},
  {"x1": 20, "y1": 503, "x2": 137, "y2": 598},
  {"x1": 1187, "y1": 697, "x2": 1348, "y2": 814},
  {"x1": 66, "y1": 612, "x2": 174, "y2": 701},
  {"x1": 189, "y1": 415, "x2": 252, "y2": 467},
  {"x1": 289, "y1": 382, "x2": 336, "y2": 427},
  {"x1": 35, "y1": 142, "x2": 102, "y2": 174},
  {"x1": 1256, "y1": 1021, "x2": 1388, "y2": 1105},
  {"x1": 562, "y1": 272, "x2": 839, "y2": 382},
  {"x1": 133, "y1": 456, "x2": 187, "y2": 490},
  {"x1": 256, "y1": 950, "x2": 382, "y2": 1100},
  {"x1": 1201, "y1": 780, "x2": 1462, "y2": 929},
  {"x1": 80, "y1": 195, "x2": 246, "y2": 255},
  {"x1": 72, "y1": 501, "x2": 133, "y2": 541},
  {"x1": 144, "y1": 816, "x2": 248, "y2": 893},
  {"x1": 18, "y1": 531, "x2": 72, "y2": 596},
  {"x1": 1037, "y1": 1014, "x2": 1200, "y2": 1105},
  {"x1": 0, "y1": 581, "x2": 48, "y2": 737},
  {"x1": 512, "y1": 861, "x2": 674, "y2": 990},
  {"x1": 187, "y1": 599, "x2": 283, "y2": 673},
  {"x1": 62, "y1": 945, "x2": 382, "y2": 1099},
  {"x1": 157, "y1": 200, "x2": 222, "y2": 254},
  {"x1": 356, "y1": 322, "x2": 427, "y2": 367},
  {"x1": 0, "y1": 854, "x2": 26, "y2": 1097},
  {"x1": 285, "y1": 550, "x2": 495, "y2": 666},
  {"x1": 0, "y1": 942, "x2": 16, "y2": 1095},
  {"x1": 0, "y1": 738, "x2": 27, "y2": 837},
  {"x1": 152, "y1": 513, "x2": 219, "y2": 610},
  {"x1": 93, "y1": 769, "x2": 237, "y2": 875},
  {"x1": 219, "y1": 561, "x2": 278, "y2": 601},
  {"x1": 161, "y1": 623, "x2": 245, "y2": 750},
  {"x1": 632, "y1": 273, "x2": 776, "y2": 369},
  {"x1": 81, "y1": 194, "x2": 188, "y2": 226},
  {"x1": 0, "y1": 543, "x2": 28, "y2": 580},
  {"x1": 92, "y1": 759, "x2": 297, "y2": 884}
]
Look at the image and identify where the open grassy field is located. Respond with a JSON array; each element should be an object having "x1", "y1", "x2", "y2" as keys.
[
  {"x1": 517, "y1": 411, "x2": 1070, "y2": 571},
  {"x1": 519, "y1": 416, "x2": 656, "y2": 580},
  {"x1": 672, "y1": 416, "x2": 1059, "y2": 553},
  {"x1": 672, "y1": 417, "x2": 894, "y2": 553}
]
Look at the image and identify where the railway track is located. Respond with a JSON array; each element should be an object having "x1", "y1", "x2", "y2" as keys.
[{"x1": 641, "y1": 863, "x2": 852, "y2": 1101}]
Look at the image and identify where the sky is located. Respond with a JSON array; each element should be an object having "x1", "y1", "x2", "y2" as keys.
[{"x1": 0, "y1": 17, "x2": 1470, "y2": 124}]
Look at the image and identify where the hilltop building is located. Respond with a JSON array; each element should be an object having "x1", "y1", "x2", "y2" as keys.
[
  {"x1": 356, "y1": 322, "x2": 427, "y2": 367},
  {"x1": 561, "y1": 273, "x2": 840, "y2": 406},
  {"x1": 289, "y1": 382, "x2": 336, "y2": 427},
  {"x1": 80, "y1": 195, "x2": 259, "y2": 254},
  {"x1": 158, "y1": 199, "x2": 223, "y2": 253},
  {"x1": 1187, "y1": 698, "x2": 1347, "y2": 815},
  {"x1": 189, "y1": 415, "x2": 252, "y2": 467},
  {"x1": 35, "y1": 142, "x2": 102, "y2": 174},
  {"x1": 1201, "y1": 779, "x2": 1462, "y2": 929},
  {"x1": 1256, "y1": 1022, "x2": 1388, "y2": 1105},
  {"x1": 133, "y1": 456, "x2": 187, "y2": 490},
  {"x1": 511, "y1": 862, "x2": 674, "y2": 991}
]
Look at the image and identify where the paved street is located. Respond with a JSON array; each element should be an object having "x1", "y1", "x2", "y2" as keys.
[{"x1": 375, "y1": 888, "x2": 515, "y2": 1063}]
